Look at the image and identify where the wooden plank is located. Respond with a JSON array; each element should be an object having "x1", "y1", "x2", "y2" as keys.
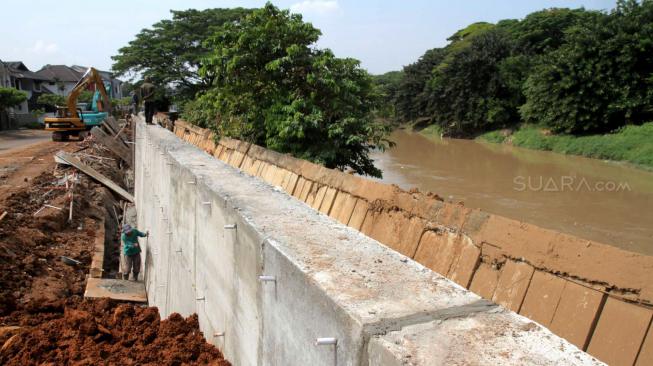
[
  {"x1": 55, "y1": 151, "x2": 134, "y2": 202},
  {"x1": 84, "y1": 278, "x2": 147, "y2": 303},
  {"x1": 105, "y1": 116, "x2": 121, "y2": 134},
  {"x1": 101, "y1": 120, "x2": 118, "y2": 136},
  {"x1": 90, "y1": 127, "x2": 132, "y2": 166}
]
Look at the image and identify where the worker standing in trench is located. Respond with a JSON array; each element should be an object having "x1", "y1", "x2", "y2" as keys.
[
  {"x1": 140, "y1": 77, "x2": 156, "y2": 124},
  {"x1": 121, "y1": 224, "x2": 148, "y2": 281}
]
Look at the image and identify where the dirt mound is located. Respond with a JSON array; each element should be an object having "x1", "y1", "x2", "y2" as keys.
[
  {"x1": 0, "y1": 171, "x2": 97, "y2": 318},
  {"x1": 0, "y1": 134, "x2": 230, "y2": 365},
  {"x1": 0, "y1": 298, "x2": 229, "y2": 366}
]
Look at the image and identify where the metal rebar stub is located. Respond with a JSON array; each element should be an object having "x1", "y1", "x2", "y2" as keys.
[
  {"x1": 224, "y1": 224, "x2": 237, "y2": 230},
  {"x1": 214, "y1": 332, "x2": 225, "y2": 337},
  {"x1": 315, "y1": 337, "x2": 337, "y2": 346},
  {"x1": 196, "y1": 296, "x2": 205, "y2": 301},
  {"x1": 258, "y1": 275, "x2": 276, "y2": 283},
  {"x1": 175, "y1": 249, "x2": 182, "y2": 253},
  {"x1": 202, "y1": 201, "x2": 211, "y2": 206}
]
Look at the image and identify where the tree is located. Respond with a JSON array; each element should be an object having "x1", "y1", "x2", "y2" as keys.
[
  {"x1": 185, "y1": 3, "x2": 391, "y2": 177},
  {"x1": 37, "y1": 94, "x2": 66, "y2": 112},
  {"x1": 427, "y1": 29, "x2": 514, "y2": 136},
  {"x1": 372, "y1": 71, "x2": 403, "y2": 119},
  {"x1": 37, "y1": 94, "x2": 65, "y2": 107},
  {"x1": 111, "y1": 8, "x2": 252, "y2": 102},
  {"x1": 0, "y1": 87, "x2": 27, "y2": 111},
  {"x1": 521, "y1": 0, "x2": 653, "y2": 133},
  {"x1": 394, "y1": 48, "x2": 445, "y2": 122}
]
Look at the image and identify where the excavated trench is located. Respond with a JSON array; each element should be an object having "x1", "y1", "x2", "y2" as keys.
[{"x1": 0, "y1": 125, "x2": 231, "y2": 365}]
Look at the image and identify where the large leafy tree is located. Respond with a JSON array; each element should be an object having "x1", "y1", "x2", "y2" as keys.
[
  {"x1": 521, "y1": 0, "x2": 653, "y2": 133},
  {"x1": 427, "y1": 29, "x2": 514, "y2": 136},
  {"x1": 111, "y1": 8, "x2": 251, "y2": 101},
  {"x1": 394, "y1": 48, "x2": 445, "y2": 122},
  {"x1": 372, "y1": 70, "x2": 403, "y2": 119},
  {"x1": 186, "y1": 3, "x2": 390, "y2": 177}
]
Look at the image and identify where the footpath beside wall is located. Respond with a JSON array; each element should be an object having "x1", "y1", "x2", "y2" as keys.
[
  {"x1": 135, "y1": 118, "x2": 602, "y2": 365},
  {"x1": 164, "y1": 115, "x2": 653, "y2": 366}
]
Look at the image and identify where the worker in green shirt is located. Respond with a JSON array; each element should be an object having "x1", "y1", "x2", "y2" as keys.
[{"x1": 121, "y1": 224, "x2": 148, "y2": 281}]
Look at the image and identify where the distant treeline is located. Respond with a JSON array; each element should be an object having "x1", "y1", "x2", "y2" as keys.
[{"x1": 375, "y1": 0, "x2": 653, "y2": 137}]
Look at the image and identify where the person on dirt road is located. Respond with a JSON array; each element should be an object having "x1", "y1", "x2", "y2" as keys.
[
  {"x1": 140, "y1": 77, "x2": 156, "y2": 124},
  {"x1": 121, "y1": 224, "x2": 148, "y2": 281}
]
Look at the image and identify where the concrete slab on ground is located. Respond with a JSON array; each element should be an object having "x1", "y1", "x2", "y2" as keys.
[{"x1": 84, "y1": 278, "x2": 147, "y2": 303}]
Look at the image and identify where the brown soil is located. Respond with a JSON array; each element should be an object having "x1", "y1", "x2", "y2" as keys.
[
  {"x1": 0, "y1": 133, "x2": 230, "y2": 365},
  {"x1": 0, "y1": 298, "x2": 228, "y2": 366}
]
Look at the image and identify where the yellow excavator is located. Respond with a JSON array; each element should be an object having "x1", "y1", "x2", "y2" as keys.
[{"x1": 44, "y1": 67, "x2": 112, "y2": 141}]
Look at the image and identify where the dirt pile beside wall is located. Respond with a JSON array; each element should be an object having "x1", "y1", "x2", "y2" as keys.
[
  {"x1": 0, "y1": 298, "x2": 229, "y2": 366},
  {"x1": 0, "y1": 132, "x2": 231, "y2": 365}
]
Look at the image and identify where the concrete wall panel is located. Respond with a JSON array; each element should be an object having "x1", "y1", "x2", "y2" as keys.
[
  {"x1": 492, "y1": 260, "x2": 534, "y2": 313},
  {"x1": 587, "y1": 297, "x2": 652, "y2": 366},
  {"x1": 519, "y1": 271, "x2": 567, "y2": 327},
  {"x1": 151, "y1": 120, "x2": 604, "y2": 365},
  {"x1": 469, "y1": 262, "x2": 500, "y2": 298},
  {"x1": 549, "y1": 281, "x2": 605, "y2": 350}
]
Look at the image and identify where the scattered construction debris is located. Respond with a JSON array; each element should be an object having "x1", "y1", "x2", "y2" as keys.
[
  {"x1": 0, "y1": 119, "x2": 230, "y2": 365},
  {"x1": 55, "y1": 151, "x2": 134, "y2": 202},
  {"x1": 90, "y1": 127, "x2": 132, "y2": 166}
]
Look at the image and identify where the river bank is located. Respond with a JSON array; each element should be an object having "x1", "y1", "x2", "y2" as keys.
[
  {"x1": 454, "y1": 123, "x2": 653, "y2": 171},
  {"x1": 371, "y1": 129, "x2": 653, "y2": 255}
]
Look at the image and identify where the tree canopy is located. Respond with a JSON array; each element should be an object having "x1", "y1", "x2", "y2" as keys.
[
  {"x1": 379, "y1": 0, "x2": 653, "y2": 136},
  {"x1": 111, "y1": 8, "x2": 252, "y2": 102},
  {"x1": 183, "y1": 3, "x2": 390, "y2": 177},
  {"x1": 0, "y1": 88, "x2": 27, "y2": 111}
]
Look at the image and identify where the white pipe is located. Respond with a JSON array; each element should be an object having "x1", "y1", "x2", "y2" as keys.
[
  {"x1": 258, "y1": 275, "x2": 276, "y2": 282},
  {"x1": 315, "y1": 338, "x2": 337, "y2": 346}
]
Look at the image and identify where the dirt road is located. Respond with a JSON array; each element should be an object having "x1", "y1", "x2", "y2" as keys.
[
  {"x1": 0, "y1": 129, "x2": 52, "y2": 153},
  {"x1": 0, "y1": 135, "x2": 72, "y2": 202}
]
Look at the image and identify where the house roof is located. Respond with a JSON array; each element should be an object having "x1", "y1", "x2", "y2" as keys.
[
  {"x1": 71, "y1": 65, "x2": 120, "y2": 84},
  {"x1": 5, "y1": 61, "x2": 51, "y2": 81},
  {"x1": 35, "y1": 64, "x2": 83, "y2": 82}
]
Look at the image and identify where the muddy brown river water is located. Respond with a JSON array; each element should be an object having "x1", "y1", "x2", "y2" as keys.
[{"x1": 370, "y1": 129, "x2": 653, "y2": 255}]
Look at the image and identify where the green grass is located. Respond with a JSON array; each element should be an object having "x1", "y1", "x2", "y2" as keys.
[
  {"x1": 477, "y1": 130, "x2": 508, "y2": 143},
  {"x1": 417, "y1": 124, "x2": 443, "y2": 139},
  {"x1": 478, "y1": 123, "x2": 653, "y2": 169}
]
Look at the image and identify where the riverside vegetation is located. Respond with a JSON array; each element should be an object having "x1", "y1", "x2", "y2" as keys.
[
  {"x1": 111, "y1": 1, "x2": 653, "y2": 173},
  {"x1": 375, "y1": 0, "x2": 653, "y2": 168},
  {"x1": 112, "y1": 4, "x2": 390, "y2": 177}
]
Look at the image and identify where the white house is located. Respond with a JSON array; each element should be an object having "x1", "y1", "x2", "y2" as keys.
[
  {"x1": 36, "y1": 64, "x2": 81, "y2": 96},
  {"x1": 37, "y1": 64, "x2": 123, "y2": 99}
]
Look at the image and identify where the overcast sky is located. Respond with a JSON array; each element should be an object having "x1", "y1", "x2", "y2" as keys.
[{"x1": 1, "y1": 0, "x2": 616, "y2": 76}]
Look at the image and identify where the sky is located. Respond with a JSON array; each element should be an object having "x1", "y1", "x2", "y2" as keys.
[{"x1": 0, "y1": 0, "x2": 617, "y2": 76}]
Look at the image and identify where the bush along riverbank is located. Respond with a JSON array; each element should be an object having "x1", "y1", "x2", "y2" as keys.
[{"x1": 476, "y1": 122, "x2": 653, "y2": 170}]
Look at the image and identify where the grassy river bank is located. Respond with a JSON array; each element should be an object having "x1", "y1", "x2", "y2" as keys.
[{"x1": 414, "y1": 122, "x2": 653, "y2": 171}]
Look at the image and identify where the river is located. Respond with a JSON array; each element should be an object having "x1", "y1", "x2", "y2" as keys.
[{"x1": 370, "y1": 129, "x2": 653, "y2": 255}]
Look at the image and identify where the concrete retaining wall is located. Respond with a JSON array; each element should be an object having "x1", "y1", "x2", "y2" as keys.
[
  {"x1": 163, "y1": 115, "x2": 653, "y2": 366},
  {"x1": 136, "y1": 119, "x2": 603, "y2": 365}
]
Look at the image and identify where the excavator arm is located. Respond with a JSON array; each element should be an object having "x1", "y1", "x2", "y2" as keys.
[{"x1": 66, "y1": 67, "x2": 112, "y2": 118}]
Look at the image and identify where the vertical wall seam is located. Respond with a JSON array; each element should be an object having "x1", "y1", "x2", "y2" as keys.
[
  {"x1": 633, "y1": 316, "x2": 653, "y2": 366},
  {"x1": 582, "y1": 292, "x2": 608, "y2": 351}
]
